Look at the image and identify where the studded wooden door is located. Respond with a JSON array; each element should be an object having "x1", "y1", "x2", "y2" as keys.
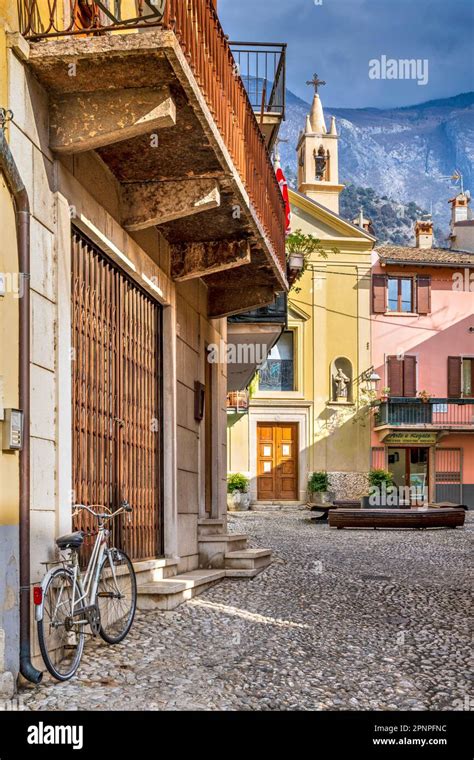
[
  {"x1": 71, "y1": 229, "x2": 163, "y2": 561},
  {"x1": 257, "y1": 423, "x2": 298, "y2": 500}
]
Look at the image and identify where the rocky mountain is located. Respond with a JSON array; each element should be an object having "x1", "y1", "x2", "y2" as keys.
[
  {"x1": 339, "y1": 185, "x2": 429, "y2": 246},
  {"x1": 278, "y1": 90, "x2": 474, "y2": 245}
]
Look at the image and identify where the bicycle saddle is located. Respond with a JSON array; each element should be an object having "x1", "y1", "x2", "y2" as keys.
[{"x1": 55, "y1": 531, "x2": 85, "y2": 550}]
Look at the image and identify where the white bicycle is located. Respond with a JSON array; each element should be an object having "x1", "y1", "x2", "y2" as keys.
[{"x1": 35, "y1": 501, "x2": 137, "y2": 681}]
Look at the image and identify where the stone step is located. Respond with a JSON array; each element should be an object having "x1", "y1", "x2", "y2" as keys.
[
  {"x1": 224, "y1": 548, "x2": 272, "y2": 574},
  {"x1": 198, "y1": 533, "x2": 248, "y2": 569},
  {"x1": 137, "y1": 569, "x2": 225, "y2": 611},
  {"x1": 133, "y1": 557, "x2": 179, "y2": 584},
  {"x1": 197, "y1": 518, "x2": 227, "y2": 536},
  {"x1": 225, "y1": 568, "x2": 263, "y2": 578},
  {"x1": 250, "y1": 502, "x2": 303, "y2": 511}
]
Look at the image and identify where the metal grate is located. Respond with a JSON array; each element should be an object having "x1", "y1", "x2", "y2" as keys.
[{"x1": 71, "y1": 229, "x2": 162, "y2": 561}]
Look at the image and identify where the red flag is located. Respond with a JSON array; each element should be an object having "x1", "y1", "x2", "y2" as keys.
[{"x1": 275, "y1": 165, "x2": 291, "y2": 234}]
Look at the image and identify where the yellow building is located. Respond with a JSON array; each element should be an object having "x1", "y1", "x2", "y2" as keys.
[{"x1": 228, "y1": 84, "x2": 375, "y2": 504}]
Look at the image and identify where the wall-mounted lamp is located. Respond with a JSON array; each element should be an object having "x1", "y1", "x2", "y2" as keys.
[{"x1": 364, "y1": 369, "x2": 381, "y2": 393}]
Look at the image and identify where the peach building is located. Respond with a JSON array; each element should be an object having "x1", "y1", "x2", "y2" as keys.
[{"x1": 370, "y1": 220, "x2": 474, "y2": 507}]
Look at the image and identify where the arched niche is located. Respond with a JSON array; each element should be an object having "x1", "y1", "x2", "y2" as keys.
[{"x1": 331, "y1": 357, "x2": 353, "y2": 402}]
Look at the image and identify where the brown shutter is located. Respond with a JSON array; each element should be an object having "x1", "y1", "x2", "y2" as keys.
[
  {"x1": 387, "y1": 355, "x2": 403, "y2": 396},
  {"x1": 403, "y1": 355, "x2": 417, "y2": 397},
  {"x1": 447, "y1": 357, "x2": 462, "y2": 398},
  {"x1": 417, "y1": 276, "x2": 431, "y2": 314},
  {"x1": 372, "y1": 274, "x2": 387, "y2": 313}
]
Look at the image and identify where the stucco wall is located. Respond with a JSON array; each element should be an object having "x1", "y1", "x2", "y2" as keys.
[
  {"x1": 1, "y1": 30, "x2": 229, "y2": 674},
  {"x1": 371, "y1": 256, "x2": 474, "y2": 400}
]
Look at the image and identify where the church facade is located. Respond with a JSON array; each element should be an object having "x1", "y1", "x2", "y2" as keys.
[{"x1": 227, "y1": 83, "x2": 376, "y2": 504}]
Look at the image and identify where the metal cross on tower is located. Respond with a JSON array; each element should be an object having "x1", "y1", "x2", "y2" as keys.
[{"x1": 306, "y1": 73, "x2": 326, "y2": 94}]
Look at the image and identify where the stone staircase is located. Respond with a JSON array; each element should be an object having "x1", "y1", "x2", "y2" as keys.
[{"x1": 135, "y1": 519, "x2": 272, "y2": 611}]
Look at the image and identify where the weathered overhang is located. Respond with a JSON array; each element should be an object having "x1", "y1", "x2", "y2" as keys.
[{"x1": 24, "y1": 29, "x2": 287, "y2": 314}]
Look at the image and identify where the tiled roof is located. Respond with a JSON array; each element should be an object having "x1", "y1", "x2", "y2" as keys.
[{"x1": 377, "y1": 245, "x2": 474, "y2": 267}]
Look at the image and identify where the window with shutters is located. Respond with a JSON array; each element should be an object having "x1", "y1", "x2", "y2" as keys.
[
  {"x1": 387, "y1": 277, "x2": 413, "y2": 312},
  {"x1": 387, "y1": 355, "x2": 417, "y2": 397},
  {"x1": 449, "y1": 356, "x2": 474, "y2": 398},
  {"x1": 373, "y1": 273, "x2": 431, "y2": 315}
]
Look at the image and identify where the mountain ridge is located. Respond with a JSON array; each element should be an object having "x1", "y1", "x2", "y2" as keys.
[{"x1": 278, "y1": 89, "x2": 474, "y2": 243}]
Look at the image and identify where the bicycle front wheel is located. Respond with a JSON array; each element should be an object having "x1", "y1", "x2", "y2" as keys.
[
  {"x1": 98, "y1": 549, "x2": 137, "y2": 644},
  {"x1": 37, "y1": 568, "x2": 85, "y2": 681}
]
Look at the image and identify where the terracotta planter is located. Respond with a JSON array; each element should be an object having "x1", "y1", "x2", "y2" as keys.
[{"x1": 227, "y1": 490, "x2": 251, "y2": 511}]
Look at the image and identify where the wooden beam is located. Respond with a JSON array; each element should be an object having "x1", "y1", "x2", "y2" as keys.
[
  {"x1": 171, "y1": 239, "x2": 251, "y2": 283},
  {"x1": 121, "y1": 179, "x2": 220, "y2": 231},
  {"x1": 208, "y1": 284, "x2": 275, "y2": 319},
  {"x1": 50, "y1": 87, "x2": 176, "y2": 154}
]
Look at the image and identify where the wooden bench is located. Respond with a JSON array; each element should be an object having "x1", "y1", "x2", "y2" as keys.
[{"x1": 329, "y1": 507, "x2": 466, "y2": 530}]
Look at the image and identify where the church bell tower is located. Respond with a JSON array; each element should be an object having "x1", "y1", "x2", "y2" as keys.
[{"x1": 296, "y1": 74, "x2": 344, "y2": 214}]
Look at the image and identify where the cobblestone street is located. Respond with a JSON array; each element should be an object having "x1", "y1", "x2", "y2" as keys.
[{"x1": 18, "y1": 509, "x2": 473, "y2": 711}]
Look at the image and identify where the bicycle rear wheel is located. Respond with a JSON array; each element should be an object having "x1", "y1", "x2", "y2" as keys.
[
  {"x1": 37, "y1": 568, "x2": 85, "y2": 681},
  {"x1": 98, "y1": 549, "x2": 137, "y2": 644}
]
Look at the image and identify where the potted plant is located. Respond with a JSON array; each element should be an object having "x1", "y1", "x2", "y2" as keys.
[
  {"x1": 227, "y1": 473, "x2": 251, "y2": 511},
  {"x1": 362, "y1": 469, "x2": 397, "y2": 509},
  {"x1": 308, "y1": 471, "x2": 333, "y2": 506},
  {"x1": 286, "y1": 229, "x2": 328, "y2": 287},
  {"x1": 418, "y1": 389, "x2": 431, "y2": 404},
  {"x1": 379, "y1": 387, "x2": 390, "y2": 402}
]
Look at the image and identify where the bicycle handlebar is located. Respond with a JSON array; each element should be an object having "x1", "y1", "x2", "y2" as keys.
[{"x1": 73, "y1": 501, "x2": 132, "y2": 521}]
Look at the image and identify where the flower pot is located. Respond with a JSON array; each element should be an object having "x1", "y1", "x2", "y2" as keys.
[
  {"x1": 227, "y1": 490, "x2": 250, "y2": 512},
  {"x1": 310, "y1": 490, "x2": 333, "y2": 506},
  {"x1": 288, "y1": 253, "x2": 304, "y2": 271}
]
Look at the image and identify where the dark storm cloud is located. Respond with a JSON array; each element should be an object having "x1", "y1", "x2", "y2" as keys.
[{"x1": 219, "y1": 0, "x2": 474, "y2": 108}]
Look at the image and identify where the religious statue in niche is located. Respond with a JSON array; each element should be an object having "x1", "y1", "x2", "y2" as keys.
[{"x1": 334, "y1": 367, "x2": 351, "y2": 402}]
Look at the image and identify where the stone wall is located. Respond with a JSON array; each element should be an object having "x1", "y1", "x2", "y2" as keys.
[{"x1": 328, "y1": 471, "x2": 369, "y2": 500}]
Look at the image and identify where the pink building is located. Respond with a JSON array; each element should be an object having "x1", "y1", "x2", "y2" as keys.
[{"x1": 370, "y1": 220, "x2": 474, "y2": 507}]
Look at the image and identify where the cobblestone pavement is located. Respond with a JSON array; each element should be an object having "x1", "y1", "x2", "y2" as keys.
[{"x1": 17, "y1": 509, "x2": 473, "y2": 711}]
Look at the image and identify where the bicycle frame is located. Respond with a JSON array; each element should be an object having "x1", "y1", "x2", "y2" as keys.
[{"x1": 35, "y1": 522, "x2": 120, "y2": 627}]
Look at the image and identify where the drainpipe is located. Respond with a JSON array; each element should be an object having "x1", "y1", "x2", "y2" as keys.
[{"x1": 0, "y1": 110, "x2": 42, "y2": 684}]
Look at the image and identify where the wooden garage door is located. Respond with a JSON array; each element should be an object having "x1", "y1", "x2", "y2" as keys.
[
  {"x1": 257, "y1": 423, "x2": 298, "y2": 500},
  {"x1": 71, "y1": 229, "x2": 163, "y2": 561}
]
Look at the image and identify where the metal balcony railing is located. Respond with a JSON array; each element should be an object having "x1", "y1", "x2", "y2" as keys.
[
  {"x1": 375, "y1": 399, "x2": 474, "y2": 428},
  {"x1": 229, "y1": 42, "x2": 286, "y2": 119},
  {"x1": 228, "y1": 293, "x2": 287, "y2": 325},
  {"x1": 17, "y1": 1, "x2": 286, "y2": 273},
  {"x1": 17, "y1": 1, "x2": 166, "y2": 37}
]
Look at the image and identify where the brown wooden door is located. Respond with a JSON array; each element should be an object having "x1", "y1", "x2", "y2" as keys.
[
  {"x1": 71, "y1": 229, "x2": 163, "y2": 561},
  {"x1": 257, "y1": 423, "x2": 298, "y2": 500}
]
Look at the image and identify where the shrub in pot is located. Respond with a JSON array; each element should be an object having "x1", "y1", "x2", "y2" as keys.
[
  {"x1": 227, "y1": 473, "x2": 251, "y2": 511},
  {"x1": 308, "y1": 471, "x2": 333, "y2": 505},
  {"x1": 362, "y1": 469, "x2": 397, "y2": 508}
]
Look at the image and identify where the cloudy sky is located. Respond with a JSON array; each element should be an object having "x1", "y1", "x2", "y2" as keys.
[{"x1": 219, "y1": 0, "x2": 474, "y2": 109}]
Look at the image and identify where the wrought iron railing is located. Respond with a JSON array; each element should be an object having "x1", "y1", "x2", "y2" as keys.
[
  {"x1": 228, "y1": 293, "x2": 287, "y2": 325},
  {"x1": 17, "y1": 1, "x2": 166, "y2": 37},
  {"x1": 229, "y1": 42, "x2": 286, "y2": 119},
  {"x1": 17, "y1": 1, "x2": 286, "y2": 274},
  {"x1": 375, "y1": 399, "x2": 474, "y2": 428}
]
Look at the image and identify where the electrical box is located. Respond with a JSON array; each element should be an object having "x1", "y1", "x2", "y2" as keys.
[{"x1": 2, "y1": 409, "x2": 23, "y2": 451}]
